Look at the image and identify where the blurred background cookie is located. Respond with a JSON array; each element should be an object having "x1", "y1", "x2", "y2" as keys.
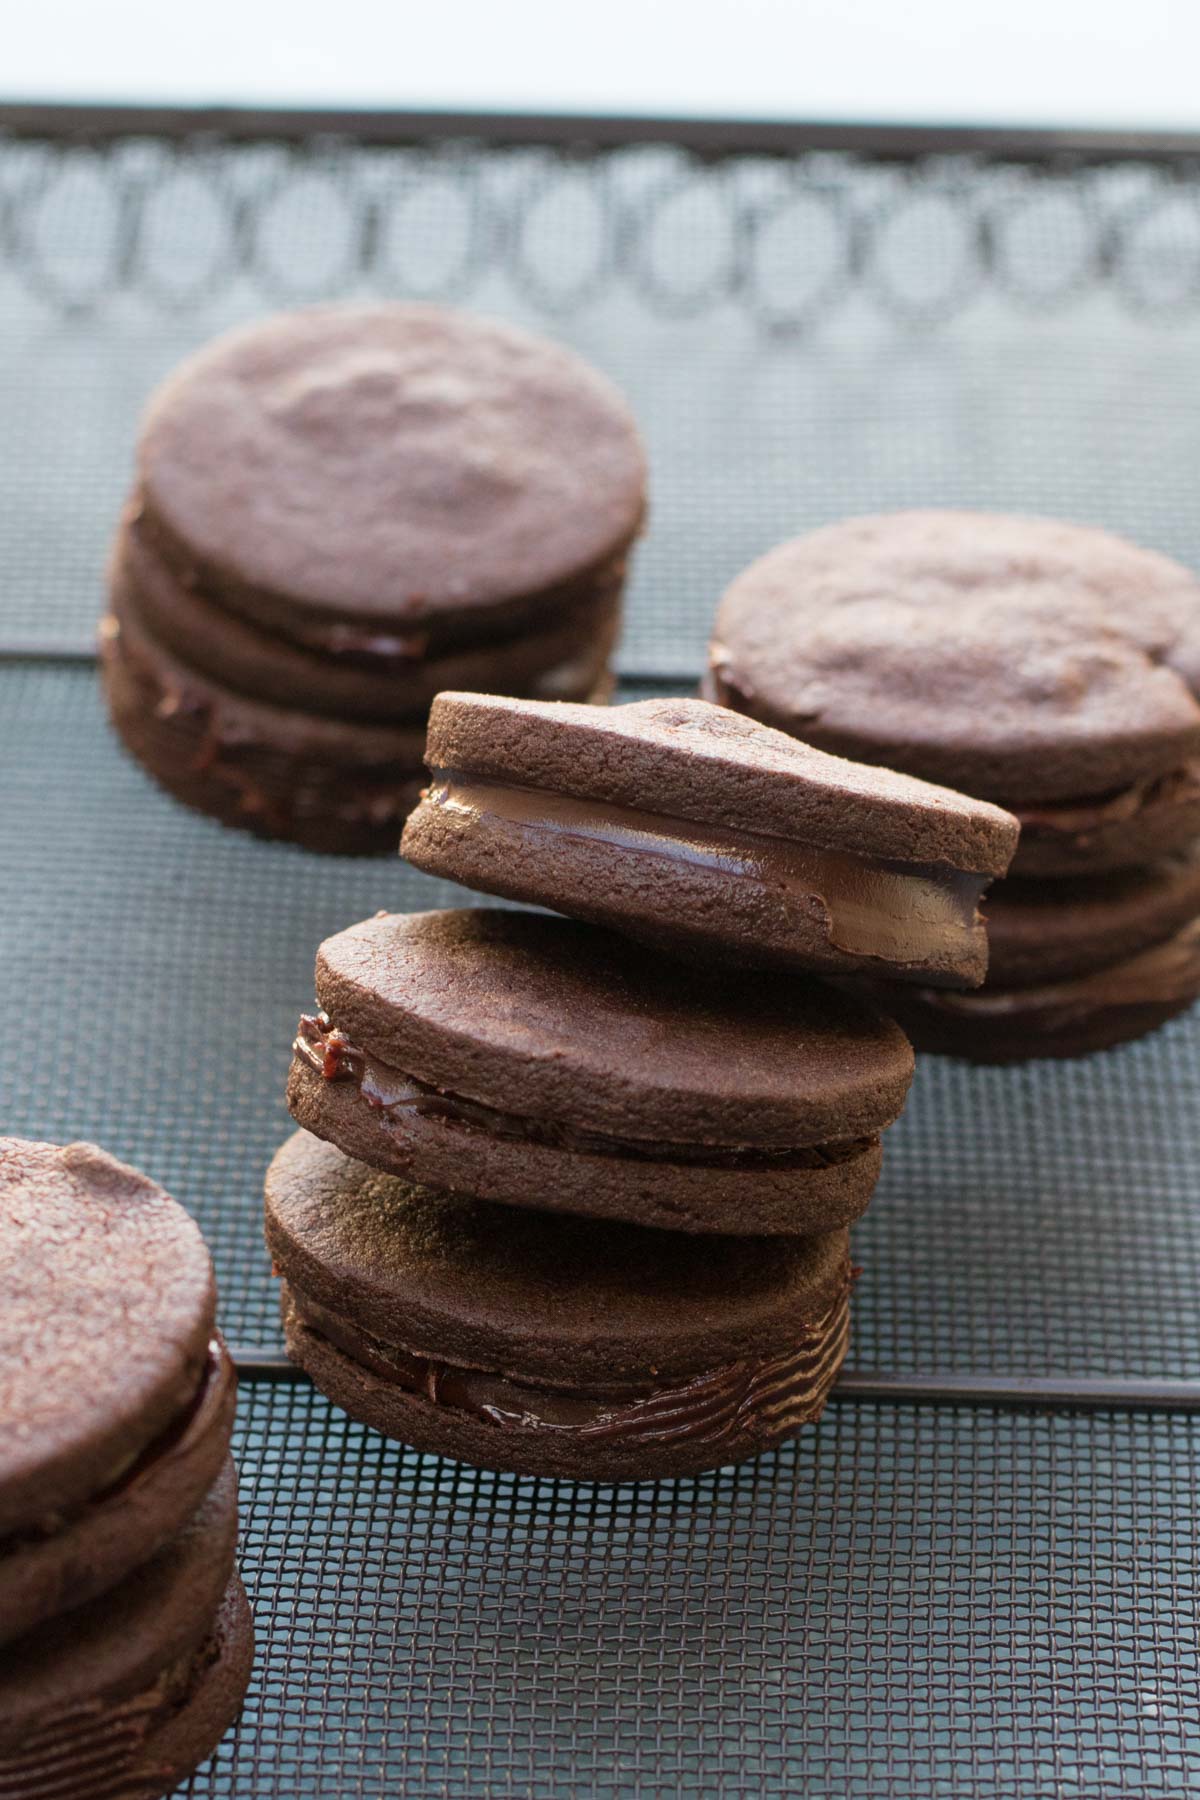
[
  {"x1": 708, "y1": 511, "x2": 1200, "y2": 1055},
  {"x1": 101, "y1": 302, "x2": 645, "y2": 853}
]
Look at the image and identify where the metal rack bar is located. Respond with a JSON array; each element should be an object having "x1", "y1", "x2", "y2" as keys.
[
  {"x1": 3, "y1": 99, "x2": 1200, "y2": 163},
  {"x1": 226, "y1": 1349, "x2": 1200, "y2": 1413}
]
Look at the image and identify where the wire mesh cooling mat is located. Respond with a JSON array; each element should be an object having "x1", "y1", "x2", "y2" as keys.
[{"x1": 193, "y1": 1381, "x2": 1200, "y2": 1800}]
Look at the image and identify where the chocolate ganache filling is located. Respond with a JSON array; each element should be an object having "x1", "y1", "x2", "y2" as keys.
[
  {"x1": 422, "y1": 770, "x2": 987, "y2": 963},
  {"x1": 1012, "y1": 759, "x2": 1200, "y2": 841},
  {"x1": 286, "y1": 1266, "x2": 852, "y2": 1446},
  {"x1": 294, "y1": 1013, "x2": 874, "y2": 1171}
]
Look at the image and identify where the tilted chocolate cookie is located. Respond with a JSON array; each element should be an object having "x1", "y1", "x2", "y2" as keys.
[
  {"x1": 401, "y1": 693, "x2": 1017, "y2": 985},
  {"x1": 286, "y1": 908, "x2": 913, "y2": 1236},
  {"x1": 266, "y1": 1131, "x2": 854, "y2": 1482},
  {"x1": 707, "y1": 511, "x2": 1200, "y2": 876},
  {"x1": 0, "y1": 1138, "x2": 237, "y2": 1647},
  {"x1": 0, "y1": 1461, "x2": 252, "y2": 1800},
  {"x1": 865, "y1": 849, "x2": 1200, "y2": 1061}
]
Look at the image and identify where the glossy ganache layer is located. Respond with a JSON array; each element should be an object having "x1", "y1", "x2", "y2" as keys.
[
  {"x1": 418, "y1": 770, "x2": 988, "y2": 969},
  {"x1": 282, "y1": 1261, "x2": 853, "y2": 1452}
]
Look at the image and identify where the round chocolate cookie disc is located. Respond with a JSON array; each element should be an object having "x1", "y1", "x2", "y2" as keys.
[
  {"x1": 0, "y1": 1461, "x2": 252, "y2": 1799},
  {"x1": 708, "y1": 511, "x2": 1200, "y2": 874},
  {"x1": 266, "y1": 1131, "x2": 854, "y2": 1482},
  {"x1": 401, "y1": 693, "x2": 1018, "y2": 986},
  {"x1": 0, "y1": 1138, "x2": 235, "y2": 1645},
  {"x1": 286, "y1": 906, "x2": 912, "y2": 1236},
  {"x1": 136, "y1": 302, "x2": 646, "y2": 647}
]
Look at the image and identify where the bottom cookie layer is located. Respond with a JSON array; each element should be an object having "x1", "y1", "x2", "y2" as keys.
[
  {"x1": 279, "y1": 1275, "x2": 851, "y2": 1483},
  {"x1": 127, "y1": 1571, "x2": 253, "y2": 1800},
  {"x1": 870, "y1": 917, "x2": 1200, "y2": 1061},
  {"x1": 0, "y1": 1459, "x2": 251, "y2": 1800}
]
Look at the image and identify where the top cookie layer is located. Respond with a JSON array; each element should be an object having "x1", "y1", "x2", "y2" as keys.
[
  {"x1": 421, "y1": 692, "x2": 1018, "y2": 873},
  {"x1": 0, "y1": 1139, "x2": 216, "y2": 1538},
  {"x1": 137, "y1": 303, "x2": 646, "y2": 629},
  {"x1": 710, "y1": 511, "x2": 1200, "y2": 801}
]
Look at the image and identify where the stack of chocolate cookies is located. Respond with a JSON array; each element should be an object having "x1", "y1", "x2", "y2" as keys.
[
  {"x1": 268, "y1": 695, "x2": 1016, "y2": 1481},
  {"x1": 101, "y1": 303, "x2": 646, "y2": 854},
  {"x1": 0, "y1": 1138, "x2": 251, "y2": 1796},
  {"x1": 707, "y1": 510, "x2": 1200, "y2": 1060}
]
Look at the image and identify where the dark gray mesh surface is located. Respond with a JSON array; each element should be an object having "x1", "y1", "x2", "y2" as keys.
[
  {"x1": 4, "y1": 125, "x2": 1200, "y2": 1798},
  {"x1": 188, "y1": 1383, "x2": 1200, "y2": 1799}
]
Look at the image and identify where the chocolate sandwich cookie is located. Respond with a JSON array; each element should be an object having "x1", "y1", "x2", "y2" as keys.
[
  {"x1": 286, "y1": 907, "x2": 913, "y2": 1236},
  {"x1": 114, "y1": 511, "x2": 623, "y2": 723},
  {"x1": 103, "y1": 302, "x2": 642, "y2": 852},
  {"x1": 866, "y1": 850, "x2": 1200, "y2": 1060},
  {"x1": 707, "y1": 511, "x2": 1200, "y2": 876},
  {"x1": 135, "y1": 302, "x2": 646, "y2": 651},
  {"x1": 0, "y1": 1461, "x2": 252, "y2": 1800},
  {"x1": 401, "y1": 693, "x2": 1017, "y2": 985},
  {"x1": 266, "y1": 1130, "x2": 855, "y2": 1482},
  {"x1": 0, "y1": 1138, "x2": 236, "y2": 1646}
]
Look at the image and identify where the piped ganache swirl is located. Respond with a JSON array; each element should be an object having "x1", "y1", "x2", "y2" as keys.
[
  {"x1": 0, "y1": 1646, "x2": 206, "y2": 1800},
  {"x1": 421, "y1": 770, "x2": 990, "y2": 969},
  {"x1": 292, "y1": 1012, "x2": 876, "y2": 1174},
  {"x1": 282, "y1": 1261, "x2": 853, "y2": 1450}
]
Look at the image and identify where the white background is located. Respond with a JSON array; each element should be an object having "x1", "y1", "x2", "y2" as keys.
[{"x1": 3, "y1": 0, "x2": 1199, "y2": 131}]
